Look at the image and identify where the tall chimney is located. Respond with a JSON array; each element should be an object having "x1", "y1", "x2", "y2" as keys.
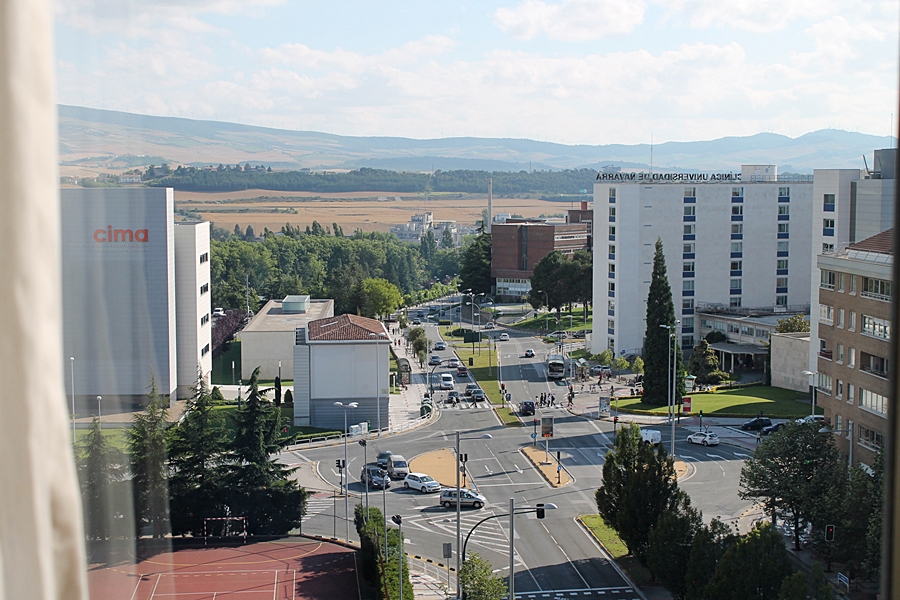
[{"x1": 487, "y1": 178, "x2": 492, "y2": 233}]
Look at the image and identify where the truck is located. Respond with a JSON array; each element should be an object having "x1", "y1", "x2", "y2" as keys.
[{"x1": 640, "y1": 428, "x2": 661, "y2": 446}]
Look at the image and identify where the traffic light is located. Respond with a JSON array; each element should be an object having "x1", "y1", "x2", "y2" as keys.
[
  {"x1": 825, "y1": 524, "x2": 835, "y2": 542},
  {"x1": 336, "y1": 459, "x2": 345, "y2": 471},
  {"x1": 536, "y1": 503, "x2": 545, "y2": 519},
  {"x1": 699, "y1": 410, "x2": 703, "y2": 418},
  {"x1": 613, "y1": 416, "x2": 618, "y2": 424}
]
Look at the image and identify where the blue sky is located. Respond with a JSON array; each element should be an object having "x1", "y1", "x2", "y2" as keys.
[{"x1": 56, "y1": 0, "x2": 899, "y2": 145}]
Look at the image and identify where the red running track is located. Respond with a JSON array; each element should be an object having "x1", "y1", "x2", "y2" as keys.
[{"x1": 87, "y1": 540, "x2": 360, "y2": 600}]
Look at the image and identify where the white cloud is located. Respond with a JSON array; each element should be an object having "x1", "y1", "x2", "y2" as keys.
[
  {"x1": 494, "y1": 0, "x2": 645, "y2": 41},
  {"x1": 654, "y1": 0, "x2": 839, "y2": 32}
]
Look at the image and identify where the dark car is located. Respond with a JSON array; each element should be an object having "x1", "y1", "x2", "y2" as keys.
[
  {"x1": 520, "y1": 400, "x2": 535, "y2": 416},
  {"x1": 412, "y1": 319, "x2": 421, "y2": 325},
  {"x1": 457, "y1": 365, "x2": 469, "y2": 377},
  {"x1": 573, "y1": 329, "x2": 587, "y2": 339},
  {"x1": 524, "y1": 349, "x2": 535, "y2": 358},
  {"x1": 464, "y1": 383, "x2": 479, "y2": 397},
  {"x1": 360, "y1": 466, "x2": 391, "y2": 489},
  {"x1": 761, "y1": 422, "x2": 785, "y2": 436},
  {"x1": 741, "y1": 417, "x2": 773, "y2": 431},
  {"x1": 447, "y1": 390, "x2": 461, "y2": 404},
  {"x1": 471, "y1": 389, "x2": 487, "y2": 402}
]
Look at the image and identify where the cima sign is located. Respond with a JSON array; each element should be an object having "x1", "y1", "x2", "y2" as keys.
[{"x1": 596, "y1": 172, "x2": 741, "y2": 182}]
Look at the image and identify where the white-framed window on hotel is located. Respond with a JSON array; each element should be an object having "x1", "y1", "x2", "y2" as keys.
[
  {"x1": 683, "y1": 261, "x2": 695, "y2": 273},
  {"x1": 684, "y1": 224, "x2": 695, "y2": 235},
  {"x1": 777, "y1": 259, "x2": 789, "y2": 270},
  {"x1": 609, "y1": 226, "x2": 616, "y2": 236},
  {"x1": 609, "y1": 206, "x2": 616, "y2": 218},
  {"x1": 731, "y1": 242, "x2": 743, "y2": 253},
  {"x1": 820, "y1": 270, "x2": 836, "y2": 290},
  {"x1": 200, "y1": 314, "x2": 209, "y2": 326},
  {"x1": 732, "y1": 187, "x2": 743, "y2": 197},
  {"x1": 731, "y1": 260, "x2": 742, "y2": 271},
  {"x1": 731, "y1": 224, "x2": 743, "y2": 234},
  {"x1": 779, "y1": 186, "x2": 790, "y2": 197},
  {"x1": 608, "y1": 320, "x2": 615, "y2": 331},
  {"x1": 684, "y1": 243, "x2": 695, "y2": 254},
  {"x1": 778, "y1": 205, "x2": 789, "y2": 216},
  {"x1": 608, "y1": 300, "x2": 615, "y2": 311},
  {"x1": 777, "y1": 277, "x2": 788, "y2": 288},
  {"x1": 860, "y1": 388, "x2": 888, "y2": 416},
  {"x1": 609, "y1": 245, "x2": 616, "y2": 255},
  {"x1": 684, "y1": 205, "x2": 695, "y2": 217},
  {"x1": 609, "y1": 282, "x2": 615, "y2": 293},
  {"x1": 837, "y1": 309, "x2": 844, "y2": 328},
  {"x1": 732, "y1": 205, "x2": 743, "y2": 216},
  {"x1": 824, "y1": 218, "x2": 835, "y2": 230},
  {"x1": 609, "y1": 188, "x2": 616, "y2": 200},
  {"x1": 683, "y1": 298, "x2": 694, "y2": 310},
  {"x1": 199, "y1": 252, "x2": 209, "y2": 264},
  {"x1": 837, "y1": 344, "x2": 844, "y2": 363},
  {"x1": 862, "y1": 315, "x2": 891, "y2": 340},
  {"x1": 776, "y1": 295, "x2": 788, "y2": 306},
  {"x1": 729, "y1": 297, "x2": 742, "y2": 307},
  {"x1": 819, "y1": 304, "x2": 834, "y2": 325},
  {"x1": 730, "y1": 279, "x2": 741, "y2": 290},
  {"x1": 778, "y1": 223, "x2": 789, "y2": 234},
  {"x1": 684, "y1": 187, "x2": 696, "y2": 197},
  {"x1": 823, "y1": 243, "x2": 835, "y2": 253},
  {"x1": 777, "y1": 241, "x2": 789, "y2": 253},
  {"x1": 683, "y1": 280, "x2": 694, "y2": 292},
  {"x1": 683, "y1": 317, "x2": 694, "y2": 329},
  {"x1": 200, "y1": 283, "x2": 209, "y2": 295}
]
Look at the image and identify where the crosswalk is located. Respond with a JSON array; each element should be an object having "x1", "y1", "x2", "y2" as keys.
[
  {"x1": 405, "y1": 507, "x2": 525, "y2": 565},
  {"x1": 302, "y1": 493, "x2": 336, "y2": 523},
  {"x1": 515, "y1": 587, "x2": 638, "y2": 599}
]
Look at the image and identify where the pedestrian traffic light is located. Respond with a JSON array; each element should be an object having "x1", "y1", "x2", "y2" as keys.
[
  {"x1": 825, "y1": 524, "x2": 835, "y2": 542},
  {"x1": 614, "y1": 416, "x2": 618, "y2": 424},
  {"x1": 336, "y1": 459, "x2": 341, "y2": 470},
  {"x1": 536, "y1": 503, "x2": 545, "y2": 519}
]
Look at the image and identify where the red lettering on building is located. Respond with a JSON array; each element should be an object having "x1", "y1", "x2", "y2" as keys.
[{"x1": 93, "y1": 227, "x2": 149, "y2": 243}]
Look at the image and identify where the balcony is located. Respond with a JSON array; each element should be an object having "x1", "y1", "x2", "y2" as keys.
[
  {"x1": 820, "y1": 283, "x2": 834, "y2": 290},
  {"x1": 861, "y1": 290, "x2": 891, "y2": 302},
  {"x1": 818, "y1": 349, "x2": 833, "y2": 360},
  {"x1": 860, "y1": 365, "x2": 888, "y2": 380}
]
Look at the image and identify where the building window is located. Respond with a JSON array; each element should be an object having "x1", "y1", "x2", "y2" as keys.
[
  {"x1": 837, "y1": 309, "x2": 844, "y2": 328},
  {"x1": 731, "y1": 242, "x2": 743, "y2": 253},
  {"x1": 683, "y1": 317, "x2": 694, "y2": 329},
  {"x1": 823, "y1": 194, "x2": 835, "y2": 210},
  {"x1": 779, "y1": 186, "x2": 790, "y2": 197},
  {"x1": 683, "y1": 280, "x2": 695, "y2": 291},
  {"x1": 837, "y1": 343, "x2": 844, "y2": 363},
  {"x1": 609, "y1": 263, "x2": 616, "y2": 274},
  {"x1": 847, "y1": 384, "x2": 854, "y2": 404},
  {"x1": 823, "y1": 243, "x2": 835, "y2": 253},
  {"x1": 755, "y1": 328, "x2": 768, "y2": 338},
  {"x1": 608, "y1": 282, "x2": 615, "y2": 293},
  {"x1": 776, "y1": 295, "x2": 788, "y2": 306},
  {"x1": 608, "y1": 300, "x2": 615, "y2": 311},
  {"x1": 609, "y1": 226, "x2": 616, "y2": 236},
  {"x1": 608, "y1": 338, "x2": 615, "y2": 350},
  {"x1": 683, "y1": 262, "x2": 695, "y2": 273},
  {"x1": 683, "y1": 243, "x2": 695, "y2": 254},
  {"x1": 609, "y1": 206, "x2": 616, "y2": 218},
  {"x1": 729, "y1": 297, "x2": 742, "y2": 307},
  {"x1": 713, "y1": 321, "x2": 726, "y2": 331},
  {"x1": 849, "y1": 311, "x2": 856, "y2": 331},
  {"x1": 199, "y1": 252, "x2": 209, "y2": 264},
  {"x1": 684, "y1": 224, "x2": 695, "y2": 235},
  {"x1": 732, "y1": 187, "x2": 743, "y2": 197},
  {"x1": 608, "y1": 319, "x2": 615, "y2": 331},
  {"x1": 731, "y1": 224, "x2": 743, "y2": 234},
  {"x1": 201, "y1": 344, "x2": 210, "y2": 357},
  {"x1": 609, "y1": 244, "x2": 616, "y2": 255},
  {"x1": 683, "y1": 298, "x2": 694, "y2": 310},
  {"x1": 858, "y1": 425, "x2": 885, "y2": 450},
  {"x1": 819, "y1": 304, "x2": 834, "y2": 325},
  {"x1": 778, "y1": 205, "x2": 789, "y2": 216},
  {"x1": 776, "y1": 277, "x2": 788, "y2": 288},
  {"x1": 728, "y1": 323, "x2": 740, "y2": 334},
  {"x1": 684, "y1": 187, "x2": 696, "y2": 197},
  {"x1": 777, "y1": 241, "x2": 789, "y2": 253},
  {"x1": 817, "y1": 372, "x2": 833, "y2": 394},
  {"x1": 609, "y1": 188, "x2": 616, "y2": 200},
  {"x1": 835, "y1": 414, "x2": 842, "y2": 434},
  {"x1": 862, "y1": 315, "x2": 891, "y2": 340},
  {"x1": 730, "y1": 279, "x2": 742, "y2": 290},
  {"x1": 200, "y1": 313, "x2": 210, "y2": 326},
  {"x1": 777, "y1": 259, "x2": 789, "y2": 270},
  {"x1": 731, "y1": 260, "x2": 742, "y2": 271},
  {"x1": 850, "y1": 276, "x2": 856, "y2": 294},
  {"x1": 200, "y1": 283, "x2": 209, "y2": 295},
  {"x1": 820, "y1": 270, "x2": 836, "y2": 290},
  {"x1": 778, "y1": 223, "x2": 790, "y2": 234},
  {"x1": 823, "y1": 218, "x2": 835, "y2": 229},
  {"x1": 740, "y1": 325, "x2": 752, "y2": 336},
  {"x1": 860, "y1": 389, "x2": 888, "y2": 416},
  {"x1": 684, "y1": 206, "x2": 696, "y2": 217},
  {"x1": 862, "y1": 277, "x2": 891, "y2": 301},
  {"x1": 837, "y1": 273, "x2": 844, "y2": 292},
  {"x1": 836, "y1": 379, "x2": 843, "y2": 398},
  {"x1": 848, "y1": 347, "x2": 856, "y2": 368},
  {"x1": 731, "y1": 205, "x2": 743, "y2": 216},
  {"x1": 682, "y1": 335, "x2": 694, "y2": 347}
]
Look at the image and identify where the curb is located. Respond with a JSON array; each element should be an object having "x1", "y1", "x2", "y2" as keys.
[
  {"x1": 518, "y1": 447, "x2": 574, "y2": 488},
  {"x1": 575, "y1": 517, "x2": 649, "y2": 600}
]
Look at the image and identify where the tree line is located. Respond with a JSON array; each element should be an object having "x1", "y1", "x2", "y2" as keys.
[
  {"x1": 77, "y1": 369, "x2": 307, "y2": 541},
  {"x1": 147, "y1": 165, "x2": 598, "y2": 195}
]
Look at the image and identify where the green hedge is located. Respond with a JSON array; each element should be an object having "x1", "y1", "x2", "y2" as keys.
[{"x1": 354, "y1": 505, "x2": 413, "y2": 600}]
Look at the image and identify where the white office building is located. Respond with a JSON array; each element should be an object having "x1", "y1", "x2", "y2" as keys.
[{"x1": 593, "y1": 165, "x2": 814, "y2": 357}]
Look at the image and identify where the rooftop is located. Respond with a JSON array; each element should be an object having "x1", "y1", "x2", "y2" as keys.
[
  {"x1": 307, "y1": 314, "x2": 388, "y2": 341},
  {"x1": 242, "y1": 298, "x2": 334, "y2": 333},
  {"x1": 848, "y1": 229, "x2": 893, "y2": 255}
]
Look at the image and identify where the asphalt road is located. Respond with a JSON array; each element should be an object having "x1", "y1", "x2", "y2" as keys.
[{"x1": 282, "y1": 319, "x2": 751, "y2": 599}]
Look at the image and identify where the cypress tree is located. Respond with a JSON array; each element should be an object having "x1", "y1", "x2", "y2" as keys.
[{"x1": 643, "y1": 238, "x2": 684, "y2": 406}]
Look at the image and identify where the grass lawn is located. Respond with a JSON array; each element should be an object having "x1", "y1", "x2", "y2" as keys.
[
  {"x1": 211, "y1": 404, "x2": 340, "y2": 439},
  {"x1": 579, "y1": 515, "x2": 653, "y2": 586},
  {"x1": 211, "y1": 340, "x2": 241, "y2": 385},
  {"x1": 452, "y1": 344, "x2": 523, "y2": 427},
  {"x1": 512, "y1": 309, "x2": 592, "y2": 333},
  {"x1": 74, "y1": 428, "x2": 128, "y2": 449},
  {"x1": 614, "y1": 385, "x2": 821, "y2": 419}
]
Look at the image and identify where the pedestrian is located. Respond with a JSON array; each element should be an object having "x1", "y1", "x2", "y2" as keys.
[{"x1": 756, "y1": 430, "x2": 761, "y2": 445}]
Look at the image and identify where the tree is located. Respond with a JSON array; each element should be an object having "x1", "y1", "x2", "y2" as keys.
[
  {"x1": 127, "y1": 377, "x2": 170, "y2": 538},
  {"x1": 459, "y1": 232, "x2": 492, "y2": 295},
  {"x1": 441, "y1": 227, "x2": 455, "y2": 249},
  {"x1": 613, "y1": 357, "x2": 630, "y2": 374},
  {"x1": 865, "y1": 451, "x2": 884, "y2": 579},
  {"x1": 643, "y1": 238, "x2": 684, "y2": 406},
  {"x1": 739, "y1": 421, "x2": 841, "y2": 550},
  {"x1": 459, "y1": 552, "x2": 506, "y2": 600},
  {"x1": 529, "y1": 251, "x2": 568, "y2": 313},
  {"x1": 705, "y1": 523, "x2": 793, "y2": 600},
  {"x1": 595, "y1": 423, "x2": 678, "y2": 565},
  {"x1": 775, "y1": 314, "x2": 810, "y2": 333},
  {"x1": 284, "y1": 388, "x2": 294, "y2": 404},
  {"x1": 77, "y1": 417, "x2": 127, "y2": 540},
  {"x1": 244, "y1": 224, "x2": 255, "y2": 241},
  {"x1": 570, "y1": 249, "x2": 593, "y2": 323},
  {"x1": 631, "y1": 356, "x2": 644, "y2": 375},
  {"x1": 226, "y1": 367, "x2": 308, "y2": 534},
  {"x1": 685, "y1": 518, "x2": 737, "y2": 600},
  {"x1": 406, "y1": 326, "x2": 428, "y2": 357},
  {"x1": 167, "y1": 370, "x2": 229, "y2": 537},
  {"x1": 361, "y1": 277, "x2": 402, "y2": 318},
  {"x1": 592, "y1": 349, "x2": 614, "y2": 366},
  {"x1": 647, "y1": 491, "x2": 702, "y2": 599},
  {"x1": 419, "y1": 229, "x2": 437, "y2": 262},
  {"x1": 233, "y1": 223, "x2": 242, "y2": 237},
  {"x1": 688, "y1": 339, "x2": 728, "y2": 384}
]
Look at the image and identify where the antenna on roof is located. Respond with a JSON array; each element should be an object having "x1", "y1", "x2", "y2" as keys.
[{"x1": 863, "y1": 154, "x2": 871, "y2": 176}]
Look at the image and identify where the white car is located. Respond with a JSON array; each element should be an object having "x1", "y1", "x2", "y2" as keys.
[
  {"x1": 403, "y1": 473, "x2": 441, "y2": 493},
  {"x1": 640, "y1": 428, "x2": 661, "y2": 446},
  {"x1": 499, "y1": 333, "x2": 509, "y2": 341},
  {"x1": 484, "y1": 322, "x2": 495, "y2": 329},
  {"x1": 686, "y1": 431, "x2": 720, "y2": 446},
  {"x1": 447, "y1": 357, "x2": 460, "y2": 368},
  {"x1": 434, "y1": 341, "x2": 447, "y2": 351}
]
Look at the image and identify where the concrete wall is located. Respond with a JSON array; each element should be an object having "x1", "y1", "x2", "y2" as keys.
[
  {"x1": 174, "y1": 221, "x2": 211, "y2": 397},
  {"x1": 770, "y1": 332, "x2": 810, "y2": 393},
  {"x1": 241, "y1": 330, "x2": 294, "y2": 380}
]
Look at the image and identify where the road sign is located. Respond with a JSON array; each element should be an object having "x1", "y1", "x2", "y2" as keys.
[
  {"x1": 442, "y1": 543, "x2": 453, "y2": 559},
  {"x1": 837, "y1": 572, "x2": 849, "y2": 591},
  {"x1": 682, "y1": 396, "x2": 692, "y2": 413},
  {"x1": 541, "y1": 417, "x2": 554, "y2": 438},
  {"x1": 531, "y1": 433, "x2": 537, "y2": 439},
  {"x1": 557, "y1": 465, "x2": 562, "y2": 472}
]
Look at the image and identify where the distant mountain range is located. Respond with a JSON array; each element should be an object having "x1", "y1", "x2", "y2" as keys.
[{"x1": 59, "y1": 105, "x2": 895, "y2": 174}]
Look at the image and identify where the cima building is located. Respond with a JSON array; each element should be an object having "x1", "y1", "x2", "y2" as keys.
[{"x1": 61, "y1": 188, "x2": 212, "y2": 412}]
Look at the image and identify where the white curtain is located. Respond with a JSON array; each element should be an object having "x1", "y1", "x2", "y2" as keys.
[{"x1": 0, "y1": 0, "x2": 88, "y2": 598}]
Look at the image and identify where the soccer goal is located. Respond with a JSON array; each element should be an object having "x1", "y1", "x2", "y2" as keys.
[{"x1": 203, "y1": 516, "x2": 248, "y2": 545}]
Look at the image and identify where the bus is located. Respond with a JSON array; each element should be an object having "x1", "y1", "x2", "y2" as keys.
[{"x1": 547, "y1": 354, "x2": 566, "y2": 380}]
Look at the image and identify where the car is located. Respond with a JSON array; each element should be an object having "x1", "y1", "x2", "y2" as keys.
[
  {"x1": 686, "y1": 431, "x2": 720, "y2": 446},
  {"x1": 795, "y1": 415, "x2": 826, "y2": 425},
  {"x1": 440, "y1": 373, "x2": 454, "y2": 390},
  {"x1": 520, "y1": 400, "x2": 535, "y2": 416},
  {"x1": 484, "y1": 322, "x2": 495, "y2": 329},
  {"x1": 411, "y1": 319, "x2": 421, "y2": 325},
  {"x1": 360, "y1": 466, "x2": 391, "y2": 489},
  {"x1": 429, "y1": 355, "x2": 442, "y2": 365},
  {"x1": 524, "y1": 349, "x2": 535, "y2": 358},
  {"x1": 457, "y1": 365, "x2": 469, "y2": 377},
  {"x1": 403, "y1": 473, "x2": 441, "y2": 493},
  {"x1": 549, "y1": 330, "x2": 568, "y2": 339},
  {"x1": 447, "y1": 390, "x2": 461, "y2": 403},
  {"x1": 440, "y1": 489, "x2": 487, "y2": 509},
  {"x1": 448, "y1": 357, "x2": 460, "y2": 368},
  {"x1": 464, "y1": 383, "x2": 479, "y2": 396},
  {"x1": 591, "y1": 365, "x2": 612, "y2": 376},
  {"x1": 640, "y1": 428, "x2": 661, "y2": 446},
  {"x1": 387, "y1": 455, "x2": 410, "y2": 479},
  {"x1": 434, "y1": 341, "x2": 446, "y2": 351},
  {"x1": 741, "y1": 417, "x2": 773, "y2": 431},
  {"x1": 573, "y1": 329, "x2": 587, "y2": 339},
  {"x1": 376, "y1": 451, "x2": 393, "y2": 468},
  {"x1": 471, "y1": 389, "x2": 487, "y2": 402},
  {"x1": 761, "y1": 422, "x2": 786, "y2": 436},
  {"x1": 499, "y1": 333, "x2": 509, "y2": 341}
]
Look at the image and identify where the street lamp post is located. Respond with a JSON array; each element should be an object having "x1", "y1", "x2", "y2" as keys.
[
  {"x1": 359, "y1": 439, "x2": 369, "y2": 519},
  {"x1": 391, "y1": 515, "x2": 404, "y2": 600},
  {"x1": 334, "y1": 401, "x2": 358, "y2": 542},
  {"x1": 455, "y1": 431, "x2": 492, "y2": 600},
  {"x1": 803, "y1": 370, "x2": 817, "y2": 418},
  {"x1": 97, "y1": 395, "x2": 102, "y2": 429},
  {"x1": 660, "y1": 321, "x2": 679, "y2": 457}
]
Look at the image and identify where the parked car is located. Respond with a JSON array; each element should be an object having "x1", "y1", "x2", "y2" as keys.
[
  {"x1": 795, "y1": 415, "x2": 826, "y2": 425},
  {"x1": 471, "y1": 389, "x2": 487, "y2": 402},
  {"x1": 591, "y1": 365, "x2": 612, "y2": 376},
  {"x1": 434, "y1": 341, "x2": 447, "y2": 351},
  {"x1": 464, "y1": 383, "x2": 479, "y2": 396},
  {"x1": 448, "y1": 357, "x2": 460, "y2": 368},
  {"x1": 499, "y1": 333, "x2": 509, "y2": 341},
  {"x1": 440, "y1": 489, "x2": 487, "y2": 509},
  {"x1": 457, "y1": 365, "x2": 469, "y2": 377},
  {"x1": 376, "y1": 451, "x2": 393, "y2": 468},
  {"x1": 429, "y1": 355, "x2": 442, "y2": 365},
  {"x1": 484, "y1": 322, "x2": 495, "y2": 329},
  {"x1": 741, "y1": 417, "x2": 773, "y2": 431},
  {"x1": 686, "y1": 431, "x2": 720, "y2": 446},
  {"x1": 520, "y1": 400, "x2": 535, "y2": 416},
  {"x1": 387, "y1": 455, "x2": 410, "y2": 479},
  {"x1": 524, "y1": 349, "x2": 535, "y2": 358},
  {"x1": 573, "y1": 329, "x2": 587, "y2": 339},
  {"x1": 360, "y1": 466, "x2": 391, "y2": 489},
  {"x1": 761, "y1": 422, "x2": 786, "y2": 436},
  {"x1": 403, "y1": 473, "x2": 441, "y2": 493}
]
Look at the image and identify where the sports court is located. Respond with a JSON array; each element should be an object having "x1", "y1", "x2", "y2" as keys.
[{"x1": 87, "y1": 539, "x2": 362, "y2": 600}]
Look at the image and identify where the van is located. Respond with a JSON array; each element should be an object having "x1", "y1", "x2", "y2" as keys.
[
  {"x1": 387, "y1": 455, "x2": 410, "y2": 480},
  {"x1": 440, "y1": 373, "x2": 454, "y2": 390}
]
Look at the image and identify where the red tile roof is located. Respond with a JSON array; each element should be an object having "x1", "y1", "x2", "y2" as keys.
[
  {"x1": 307, "y1": 314, "x2": 387, "y2": 341},
  {"x1": 849, "y1": 229, "x2": 893, "y2": 254}
]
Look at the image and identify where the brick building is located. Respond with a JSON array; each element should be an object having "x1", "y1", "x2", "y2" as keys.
[{"x1": 815, "y1": 229, "x2": 892, "y2": 470}]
